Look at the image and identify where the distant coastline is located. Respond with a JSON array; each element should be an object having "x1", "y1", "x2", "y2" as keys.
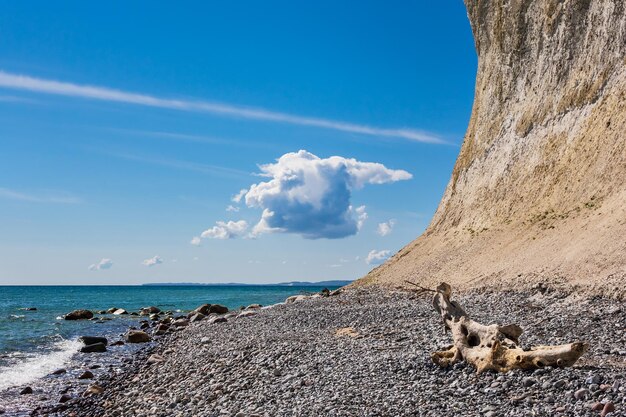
[{"x1": 141, "y1": 280, "x2": 353, "y2": 287}]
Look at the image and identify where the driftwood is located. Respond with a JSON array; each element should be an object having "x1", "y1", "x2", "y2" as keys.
[{"x1": 409, "y1": 281, "x2": 588, "y2": 373}]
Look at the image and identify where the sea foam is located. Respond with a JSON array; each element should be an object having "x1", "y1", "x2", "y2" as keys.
[{"x1": 0, "y1": 339, "x2": 81, "y2": 391}]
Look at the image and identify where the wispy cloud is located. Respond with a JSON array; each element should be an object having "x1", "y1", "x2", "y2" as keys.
[
  {"x1": 377, "y1": 219, "x2": 396, "y2": 236},
  {"x1": 200, "y1": 220, "x2": 249, "y2": 240},
  {"x1": 0, "y1": 95, "x2": 38, "y2": 104},
  {"x1": 89, "y1": 258, "x2": 113, "y2": 271},
  {"x1": 99, "y1": 150, "x2": 250, "y2": 178},
  {"x1": 108, "y1": 128, "x2": 280, "y2": 151},
  {"x1": 366, "y1": 249, "x2": 391, "y2": 265},
  {"x1": 0, "y1": 71, "x2": 444, "y2": 144},
  {"x1": 0, "y1": 187, "x2": 82, "y2": 204},
  {"x1": 142, "y1": 255, "x2": 163, "y2": 267}
]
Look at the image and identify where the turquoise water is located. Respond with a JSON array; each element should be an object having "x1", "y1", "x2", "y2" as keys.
[{"x1": 0, "y1": 284, "x2": 335, "y2": 391}]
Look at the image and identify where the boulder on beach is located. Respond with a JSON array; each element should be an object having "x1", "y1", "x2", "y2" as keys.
[
  {"x1": 64, "y1": 310, "x2": 94, "y2": 320},
  {"x1": 51, "y1": 368, "x2": 67, "y2": 375},
  {"x1": 79, "y1": 336, "x2": 108, "y2": 346},
  {"x1": 285, "y1": 295, "x2": 309, "y2": 304},
  {"x1": 106, "y1": 307, "x2": 118, "y2": 314},
  {"x1": 194, "y1": 304, "x2": 211, "y2": 315},
  {"x1": 173, "y1": 318, "x2": 189, "y2": 327},
  {"x1": 237, "y1": 311, "x2": 257, "y2": 318},
  {"x1": 193, "y1": 303, "x2": 229, "y2": 315},
  {"x1": 78, "y1": 370, "x2": 94, "y2": 379},
  {"x1": 140, "y1": 306, "x2": 161, "y2": 315},
  {"x1": 189, "y1": 312, "x2": 206, "y2": 322},
  {"x1": 59, "y1": 394, "x2": 72, "y2": 403},
  {"x1": 112, "y1": 308, "x2": 128, "y2": 315},
  {"x1": 210, "y1": 304, "x2": 229, "y2": 314},
  {"x1": 147, "y1": 354, "x2": 165, "y2": 364},
  {"x1": 246, "y1": 304, "x2": 262, "y2": 310},
  {"x1": 19, "y1": 386, "x2": 33, "y2": 395},
  {"x1": 126, "y1": 330, "x2": 151, "y2": 343},
  {"x1": 82, "y1": 384, "x2": 104, "y2": 397},
  {"x1": 209, "y1": 316, "x2": 228, "y2": 323},
  {"x1": 154, "y1": 324, "x2": 169, "y2": 336},
  {"x1": 80, "y1": 342, "x2": 107, "y2": 353}
]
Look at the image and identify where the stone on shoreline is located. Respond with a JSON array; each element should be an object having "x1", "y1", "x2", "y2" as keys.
[
  {"x1": 19, "y1": 387, "x2": 33, "y2": 395},
  {"x1": 126, "y1": 330, "x2": 151, "y2": 343},
  {"x1": 173, "y1": 318, "x2": 189, "y2": 328},
  {"x1": 193, "y1": 303, "x2": 229, "y2": 315},
  {"x1": 209, "y1": 316, "x2": 227, "y2": 324},
  {"x1": 112, "y1": 309, "x2": 128, "y2": 315},
  {"x1": 194, "y1": 304, "x2": 212, "y2": 315},
  {"x1": 285, "y1": 295, "x2": 309, "y2": 303},
  {"x1": 80, "y1": 342, "x2": 107, "y2": 353},
  {"x1": 78, "y1": 371, "x2": 94, "y2": 379},
  {"x1": 154, "y1": 324, "x2": 169, "y2": 336},
  {"x1": 64, "y1": 310, "x2": 94, "y2": 320},
  {"x1": 79, "y1": 336, "x2": 108, "y2": 346},
  {"x1": 189, "y1": 312, "x2": 206, "y2": 322},
  {"x1": 147, "y1": 354, "x2": 165, "y2": 364},
  {"x1": 51, "y1": 368, "x2": 67, "y2": 375},
  {"x1": 209, "y1": 304, "x2": 229, "y2": 314},
  {"x1": 82, "y1": 384, "x2": 104, "y2": 397},
  {"x1": 140, "y1": 306, "x2": 161, "y2": 316}
]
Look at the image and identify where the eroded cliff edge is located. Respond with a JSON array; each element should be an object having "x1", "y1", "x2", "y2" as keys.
[{"x1": 358, "y1": 0, "x2": 626, "y2": 297}]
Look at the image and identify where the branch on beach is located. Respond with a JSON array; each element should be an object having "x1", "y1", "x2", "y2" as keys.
[
  {"x1": 403, "y1": 280, "x2": 436, "y2": 297},
  {"x1": 429, "y1": 282, "x2": 588, "y2": 373}
]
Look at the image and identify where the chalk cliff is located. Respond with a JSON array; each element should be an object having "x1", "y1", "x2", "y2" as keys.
[{"x1": 359, "y1": 0, "x2": 626, "y2": 297}]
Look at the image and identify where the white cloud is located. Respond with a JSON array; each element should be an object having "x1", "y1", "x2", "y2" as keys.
[
  {"x1": 226, "y1": 205, "x2": 240, "y2": 212},
  {"x1": 0, "y1": 71, "x2": 444, "y2": 144},
  {"x1": 200, "y1": 220, "x2": 248, "y2": 239},
  {"x1": 142, "y1": 255, "x2": 163, "y2": 267},
  {"x1": 231, "y1": 189, "x2": 247, "y2": 203},
  {"x1": 88, "y1": 258, "x2": 113, "y2": 271},
  {"x1": 377, "y1": 219, "x2": 396, "y2": 237},
  {"x1": 190, "y1": 236, "x2": 202, "y2": 246},
  {"x1": 356, "y1": 206, "x2": 368, "y2": 230},
  {"x1": 239, "y1": 150, "x2": 410, "y2": 239},
  {"x1": 366, "y1": 249, "x2": 391, "y2": 265}
]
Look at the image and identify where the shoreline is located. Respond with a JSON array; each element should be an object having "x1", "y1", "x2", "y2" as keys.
[
  {"x1": 39, "y1": 286, "x2": 626, "y2": 416},
  {"x1": 0, "y1": 289, "x2": 332, "y2": 416}
]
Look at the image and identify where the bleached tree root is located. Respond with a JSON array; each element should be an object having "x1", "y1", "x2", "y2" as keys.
[{"x1": 425, "y1": 282, "x2": 587, "y2": 373}]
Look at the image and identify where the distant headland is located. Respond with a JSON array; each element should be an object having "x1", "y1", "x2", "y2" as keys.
[{"x1": 141, "y1": 280, "x2": 353, "y2": 287}]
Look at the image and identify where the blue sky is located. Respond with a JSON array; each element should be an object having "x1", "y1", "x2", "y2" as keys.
[{"x1": 0, "y1": 1, "x2": 477, "y2": 285}]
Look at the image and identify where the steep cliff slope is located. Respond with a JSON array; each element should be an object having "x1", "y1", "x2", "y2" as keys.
[{"x1": 359, "y1": 0, "x2": 626, "y2": 297}]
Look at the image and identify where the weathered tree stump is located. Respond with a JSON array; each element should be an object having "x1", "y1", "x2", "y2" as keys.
[{"x1": 415, "y1": 282, "x2": 588, "y2": 373}]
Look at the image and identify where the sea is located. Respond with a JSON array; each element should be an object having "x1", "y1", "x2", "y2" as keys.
[{"x1": 0, "y1": 283, "x2": 337, "y2": 410}]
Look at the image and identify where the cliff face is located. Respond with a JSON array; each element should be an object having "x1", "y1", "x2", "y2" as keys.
[{"x1": 359, "y1": 0, "x2": 626, "y2": 297}]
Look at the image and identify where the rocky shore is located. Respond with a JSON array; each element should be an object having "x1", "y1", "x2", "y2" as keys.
[{"x1": 27, "y1": 286, "x2": 621, "y2": 417}]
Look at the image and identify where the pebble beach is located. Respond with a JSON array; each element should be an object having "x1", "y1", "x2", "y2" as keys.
[{"x1": 17, "y1": 286, "x2": 622, "y2": 417}]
